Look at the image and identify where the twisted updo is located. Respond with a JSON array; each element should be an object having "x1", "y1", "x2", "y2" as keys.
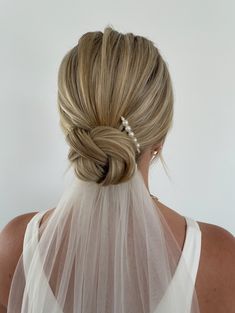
[{"x1": 57, "y1": 26, "x2": 174, "y2": 186}]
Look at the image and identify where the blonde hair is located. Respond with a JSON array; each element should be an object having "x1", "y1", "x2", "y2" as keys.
[{"x1": 57, "y1": 26, "x2": 174, "y2": 186}]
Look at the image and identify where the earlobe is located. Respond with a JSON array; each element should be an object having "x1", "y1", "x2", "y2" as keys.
[
  {"x1": 152, "y1": 145, "x2": 162, "y2": 156},
  {"x1": 151, "y1": 141, "x2": 163, "y2": 156}
]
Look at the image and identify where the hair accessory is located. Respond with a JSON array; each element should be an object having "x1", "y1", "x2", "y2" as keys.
[
  {"x1": 67, "y1": 117, "x2": 141, "y2": 154},
  {"x1": 120, "y1": 116, "x2": 141, "y2": 154}
]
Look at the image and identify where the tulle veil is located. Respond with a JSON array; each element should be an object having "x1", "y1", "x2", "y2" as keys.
[{"x1": 7, "y1": 163, "x2": 200, "y2": 313}]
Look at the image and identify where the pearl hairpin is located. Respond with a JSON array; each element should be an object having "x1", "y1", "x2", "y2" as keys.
[
  {"x1": 120, "y1": 116, "x2": 141, "y2": 154},
  {"x1": 66, "y1": 117, "x2": 141, "y2": 154}
]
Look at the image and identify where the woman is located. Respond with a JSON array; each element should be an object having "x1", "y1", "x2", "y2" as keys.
[{"x1": 0, "y1": 26, "x2": 234, "y2": 313}]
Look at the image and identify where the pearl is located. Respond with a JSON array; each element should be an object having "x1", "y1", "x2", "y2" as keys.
[
  {"x1": 120, "y1": 116, "x2": 141, "y2": 154},
  {"x1": 121, "y1": 116, "x2": 129, "y2": 126},
  {"x1": 122, "y1": 120, "x2": 128, "y2": 127}
]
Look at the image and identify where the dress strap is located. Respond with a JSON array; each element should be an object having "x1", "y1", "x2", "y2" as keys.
[
  {"x1": 154, "y1": 216, "x2": 202, "y2": 312},
  {"x1": 22, "y1": 209, "x2": 63, "y2": 312},
  {"x1": 183, "y1": 216, "x2": 202, "y2": 284},
  {"x1": 23, "y1": 211, "x2": 45, "y2": 248}
]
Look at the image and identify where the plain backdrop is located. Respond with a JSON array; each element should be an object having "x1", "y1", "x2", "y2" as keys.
[{"x1": 0, "y1": 0, "x2": 234, "y2": 233}]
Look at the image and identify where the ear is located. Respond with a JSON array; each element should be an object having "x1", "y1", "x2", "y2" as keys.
[{"x1": 151, "y1": 142, "x2": 163, "y2": 154}]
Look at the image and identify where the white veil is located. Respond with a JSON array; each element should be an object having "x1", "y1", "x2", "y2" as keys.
[{"x1": 7, "y1": 163, "x2": 200, "y2": 313}]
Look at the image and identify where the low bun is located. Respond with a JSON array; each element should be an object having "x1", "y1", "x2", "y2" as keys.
[{"x1": 66, "y1": 126, "x2": 137, "y2": 186}]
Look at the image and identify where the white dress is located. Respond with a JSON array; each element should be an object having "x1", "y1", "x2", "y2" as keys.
[{"x1": 22, "y1": 209, "x2": 202, "y2": 313}]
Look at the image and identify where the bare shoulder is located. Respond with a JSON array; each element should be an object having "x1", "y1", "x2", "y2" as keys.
[
  {"x1": 156, "y1": 199, "x2": 235, "y2": 311},
  {"x1": 197, "y1": 220, "x2": 235, "y2": 263},
  {"x1": 0, "y1": 211, "x2": 39, "y2": 308},
  {"x1": 196, "y1": 220, "x2": 235, "y2": 312}
]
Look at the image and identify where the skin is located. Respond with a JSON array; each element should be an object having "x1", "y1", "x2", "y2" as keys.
[{"x1": 0, "y1": 145, "x2": 235, "y2": 312}]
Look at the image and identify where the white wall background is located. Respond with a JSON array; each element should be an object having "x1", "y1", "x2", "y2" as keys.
[{"x1": 0, "y1": 0, "x2": 234, "y2": 233}]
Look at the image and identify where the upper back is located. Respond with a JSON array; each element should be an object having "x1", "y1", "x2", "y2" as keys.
[{"x1": 0, "y1": 204, "x2": 235, "y2": 312}]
